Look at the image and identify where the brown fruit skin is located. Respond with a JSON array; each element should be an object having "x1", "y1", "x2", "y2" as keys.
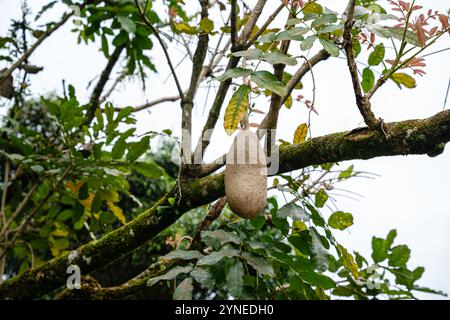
[{"x1": 225, "y1": 130, "x2": 267, "y2": 219}]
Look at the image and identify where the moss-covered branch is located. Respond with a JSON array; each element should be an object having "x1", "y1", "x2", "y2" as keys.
[{"x1": 1, "y1": 109, "x2": 449, "y2": 299}]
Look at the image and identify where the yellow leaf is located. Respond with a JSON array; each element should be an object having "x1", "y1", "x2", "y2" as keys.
[
  {"x1": 174, "y1": 22, "x2": 197, "y2": 35},
  {"x1": 65, "y1": 181, "x2": 82, "y2": 194},
  {"x1": 293, "y1": 220, "x2": 308, "y2": 232},
  {"x1": 293, "y1": 123, "x2": 308, "y2": 144},
  {"x1": 337, "y1": 244, "x2": 360, "y2": 278},
  {"x1": 50, "y1": 247, "x2": 60, "y2": 257},
  {"x1": 50, "y1": 228, "x2": 68, "y2": 237},
  {"x1": 107, "y1": 201, "x2": 126, "y2": 225},
  {"x1": 223, "y1": 85, "x2": 250, "y2": 135},
  {"x1": 391, "y1": 73, "x2": 416, "y2": 89},
  {"x1": 284, "y1": 95, "x2": 293, "y2": 109},
  {"x1": 99, "y1": 190, "x2": 120, "y2": 203},
  {"x1": 80, "y1": 192, "x2": 95, "y2": 210}
]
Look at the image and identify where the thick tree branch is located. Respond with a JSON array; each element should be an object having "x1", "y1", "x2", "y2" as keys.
[
  {"x1": 56, "y1": 260, "x2": 176, "y2": 300},
  {"x1": 1, "y1": 109, "x2": 449, "y2": 299}
]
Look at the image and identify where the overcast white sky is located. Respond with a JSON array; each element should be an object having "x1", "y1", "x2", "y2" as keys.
[{"x1": 1, "y1": 0, "x2": 449, "y2": 299}]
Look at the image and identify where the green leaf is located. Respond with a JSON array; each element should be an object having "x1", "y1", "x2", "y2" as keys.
[
  {"x1": 361, "y1": 67, "x2": 375, "y2": 93},
  {"x1": 135, "y1": 34, "x2": 153, "y2": 50},
  {"x1": 311, "y1": 14, "x2": 337, "y2": 29},
  {"x1": 328, "y1": 211, "x2": 354, "y2": 230},
  {"x1": 332, "y1": 286, "x2": 354, "y2": 297},
  {"x1": 117, "y1": 16, "x2": 136, "y2": 33},
  {"x1": 126, "y1": 136, "x2": 150, "y2": 162},
  {"x1": 293, "y1": 123, "x2": 308, "y2": 144},
  {"x1": 263, "y1": 52, "x2": 297, "y2": 66},
  {"x1": 112, "y1": 31, "x2": 129, "y2": 46},
  {"x1": 226, "y1": 261, "x2": 244, "y2": 298},
  {"x1": 276, "y1": 27, "x2": 308, "y2": 41},
  {"x1": 57, "y1": 209, "x2": 72, "y2": 222},
  {"x1": 391, "y1": 73, "x2": 416, "y2": 89},
  {"x1": 101, "y1": 34, "x2": 109, "y2": 57},
  {"x1": 173, "y1": 277, "x2": 193, "y2": 300},
  {"x1": 201, "y1": 230, "x2": 241, "y2": 246},
  {"x1": 91, "y1": 194, "x2": 102, "y2": 214},
  {"x1": 147, "y1": 266, "x2": 193, "y2": 287},
  {"x1": 223, "y1": 85, "x2": 250, "y2": 135},
  {"x1": 384, "y1": 27, "x2": 420, "y2": 47},
  {"x1": 288, "y1": 232, "x2": 311, "y2": 256},
  {"x1": 199, "y1": 17, "x2": 214, "y2": 33},
  {"x1": 314, "y1": 189, "x2": 328, "y2": 208},
  {"x1": 310, "y1": 228, "x2": 329, "y2": 272},
  {"x1": 231, "y1": 48, "x2": 263, "y2": 60},
  {"x1": 278, "y1": 203, "x2": 309, "y2": 221},
  {"x1": 338, "y1": 165, "x2": 354, "y2": 180},
  {"x1": 215, "y1": 67, "x2": 252, "y2": 82},
  {"x1": 412, "y1": 286, "x2": 447, "y2": 297},
  {"x1": 242, "y1": 252, "x2": 274, "y2": 277},
  {"x1": 78, "y1": 182, "x2": 89, "y2": 200},
  {"x1": 133, "y1": 161, "x2": 164, "y2": 178},
  {"x1": 371, "y1": 230, "x2": 396, "y2": 263},
  {"x1": 389, "y1": 245, "x2": 411, "y2": 267},
  {"x1": 190, "y1": 267, "x2": 215, "y2": 289},
  {"x1": 111, "y1": 129, "x2": 135, "y2": 159},
  {"x1": 390, "y1": 266, "x2": 424, "y2": 289},
  {"x1": 0, "y1": 37, "x2": 14, "y2": 49},
  {"x1": 303, "y1": 2, "x2": 323, "y2": 15},
  {"x1": 257, "y1": 32, "x2": 277, "y2": 43},
  {"x1": 337, "y1": 244, "x2": 359, "y2": 278},
  {"x1": 368, "y1": 43, "x2": 385, "y2": 66},
  {"x1": 318, "y1": 24, "x2": 344, "y2": 34},
  {"x1": 197, "y1": 249, "x2": 239, "y2": 266},
  {"x1": 301, "y1": 36, "x2": 317, "y2": 51},
  {"x1": 160, "y1": 250, "x2": 204, "y2": 261},
  {"x1": 251, "y1": 71, "x2": 287, "y2": 97},
  {"x1": 53, "y1": 239, "x2": 69, "y2": 250},
  {"x1": 319, "y1": 38, "x2": 339, "y2": 57},
  {"x1": 299, "y1": 271, "x2": 336, "y2": 289}
]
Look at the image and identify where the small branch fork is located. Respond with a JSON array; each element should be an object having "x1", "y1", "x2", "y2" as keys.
[{"x1": 193, "y1": 196, "x2": 227, "y2": 245}]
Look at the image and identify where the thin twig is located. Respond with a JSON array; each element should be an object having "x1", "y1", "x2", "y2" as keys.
[
  {"x1": 245, "y1": 3, "x2": 285, "y2": 49},
  {"x1": 134, "y1": 0, "x2": 185, "y2": 100},
  {"x1": 0, "y1": 165, "x2": 72, "y2": 261},
  {"x1": 230, "y1": 0, "x2": 238, "y2": 48},
  {"x1": 0, "y1": 160, "x2": 9, "y2": 229},
  {"x1": 0, "y1": 182, "x2": 39, "y2": 239},
  {"x1": 100, "y1": 71, "x2": 127, "y2": 103},
  {"x1": 85, "y1": 44, "x2": 125, "y2": 124}
]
